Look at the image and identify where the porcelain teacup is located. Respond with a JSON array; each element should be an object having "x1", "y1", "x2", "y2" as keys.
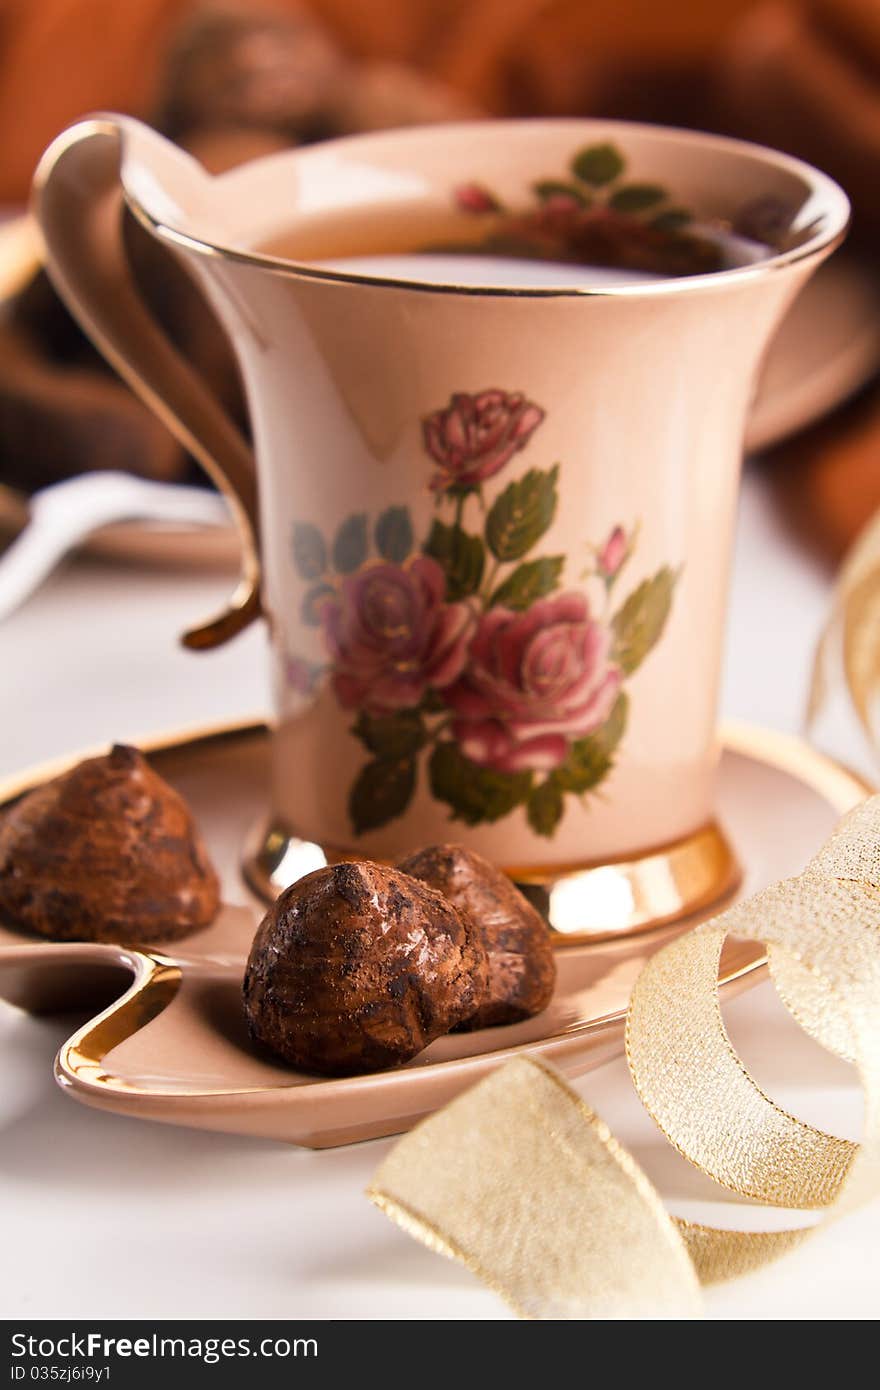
[{"x1": 33, "y1": 116, "x2": 849, "y2": 936}]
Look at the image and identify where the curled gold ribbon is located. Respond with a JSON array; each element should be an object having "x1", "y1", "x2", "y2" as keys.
[
  {"x1": 368, "y1": 795, "x2": 880, "y2": 1318},
  {"x1": 809, "y1": 505, "x2": 880, "y2": 747}
]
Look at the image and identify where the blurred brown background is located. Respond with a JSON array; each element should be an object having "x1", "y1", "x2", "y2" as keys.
[{"x1": 1, "y1": 0, "x2": 879, "y2": 562}]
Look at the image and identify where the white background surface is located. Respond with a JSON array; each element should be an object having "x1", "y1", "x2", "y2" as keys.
[{"x1": 1, "y1": 469, "x2": 878, "y2": 1321}]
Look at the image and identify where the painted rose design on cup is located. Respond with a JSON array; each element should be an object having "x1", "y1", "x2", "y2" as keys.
[
  {"x1": 597, "y1": 525, "x2": 630, "y2": 579},
  {"x1": 423, "y1": 390, "x2": 544, "y2": 492},
  {"x1": 288, "y1": 390, "x2": 678, "y2": 838},
  {"x1": 447, "y1": 596, "x2": 622, "y2": 774},
  {"x1": 446, "y1": 141, "x2": 723, "y2": 277},
  {"x1": 321, "y1": 558, "x2": 472, "y2": 712}
]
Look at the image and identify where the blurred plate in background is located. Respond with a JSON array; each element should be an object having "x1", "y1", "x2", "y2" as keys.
[{"x1": 746, "y1": 252, "x2": 880, "y2": 452}]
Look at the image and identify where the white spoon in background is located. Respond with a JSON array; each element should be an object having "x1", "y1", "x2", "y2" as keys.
[{"x1": 0, "y1": 471, "x2": 230, "y2": 622}]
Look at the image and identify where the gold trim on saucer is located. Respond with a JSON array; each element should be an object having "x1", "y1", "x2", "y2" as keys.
[
  {"x1": 56, "y1": 953, "x2": 181, "y2": 1091},
  {"x1": 0, "y1": 714, "x2": 264, "y2": 808}
]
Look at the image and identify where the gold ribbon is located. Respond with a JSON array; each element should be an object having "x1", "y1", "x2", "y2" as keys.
[
  {"x1": 809, "y1": 506, "x2": 880, "y2": 746},
  {"x1": 368, "y1": 795, "x2": 880, "y2": 1317}
]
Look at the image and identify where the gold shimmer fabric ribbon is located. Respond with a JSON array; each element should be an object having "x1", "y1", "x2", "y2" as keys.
[
  {"x1": 810, "y1": 507, "x2": 880, "y2": 747},
  {"x1": 368, "y1": 795, "x2": 880, "y2": 1318}
]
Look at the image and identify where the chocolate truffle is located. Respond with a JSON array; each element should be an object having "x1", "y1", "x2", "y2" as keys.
[
  {"x1": 399, "y1": 844, "x2": 556, "y2": 1029},
  {"x1": 0, "y1": 744, "x2": 220, "y2": 943},
  {"x1": 243, "y1": 860, "x2": 489, "y2": 1076}
]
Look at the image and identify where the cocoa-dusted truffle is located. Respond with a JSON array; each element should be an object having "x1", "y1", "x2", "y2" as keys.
[
  {"x1": 243, "y1": 860, "x2": 489, "y2": 1076},
  {"x1": 0, "y1": 744, "x2": 220, "y2": 943},
  {"x1": 399, "y1": 845, "x2": 556, "y2": 1029}
]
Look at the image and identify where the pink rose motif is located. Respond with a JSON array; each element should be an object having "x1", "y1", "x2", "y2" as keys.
[
  {"x1": 423, "y1": 389, "x2": 545, "y2": 493},
  {"x1": 454, "y1": 182, "x2": 499, "y2": 214},
  {"x1": 598, "y1": 525, "x2": 628, "y2": 579},
  {"x1": 320, "y1": 557, "x2": 472, "y2": 713},
  {"x1": 446, "y1": 593, "x2": 622, "y2": 772}
]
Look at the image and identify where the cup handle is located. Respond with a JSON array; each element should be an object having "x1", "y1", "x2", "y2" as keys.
[{"x1": 32, "y1": 117, "x2": 261, "y2": 649}]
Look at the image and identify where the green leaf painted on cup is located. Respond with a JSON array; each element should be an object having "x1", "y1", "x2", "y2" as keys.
[
  {"x1": 429, "y1": 742, "x2": 532, "y2": 825},
  {"x1": 291, "y1": 521, "x2": 327, "y2": 580},
  {"x1": 424, "y1": 519, "x2": 485, "y2": 599},
  {"x1": 527, "y1": 778, "x2": 565, "y2": 837},
  {"x1": 349, "y1": 756, "x2": 416, "y2": 833},
  {"x1": 553, "y1": 693, "x2": 629, "y2": 794},
  {"x1": 532, "y1": 179, "x2": 590, "y2": 207},
  {"x1": 420, "y1": 689, "x2": 448, "y2": 714},
  {"x1": 650, "y1": 207, "x2": 693, "y2": 232},
  {"x1": 571, "y1": 143, "x2": 625, "y2": 187},
  {"x1": 375, "y1": 505, "x2": 414, "y2": 563},
  {"x1": 300, "y1": 582, "x2": 336, "y2": 627},
  {"x1": 612, "y1": 568, "x2": 678, "y2": 675},
  {"x1": 608, "y1": 183, "x2": 667, "y2": 213},
  {"x1": 333, "y1": 513, "x2": 368, "y2": 573},
  {"x1": 489, "y1": 555, "x2": 565, "y2": 609},
  {"x1": 352, "y1": 709, "x2": 427, "y2": 759},
  {"x1": 486, "y1": 465, "x2": 559, "y2": 562}
]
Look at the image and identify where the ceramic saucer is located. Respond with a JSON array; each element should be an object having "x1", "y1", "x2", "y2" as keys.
[{"x1": 0, "y1": 719, "x2": 869, "y2": 1148}]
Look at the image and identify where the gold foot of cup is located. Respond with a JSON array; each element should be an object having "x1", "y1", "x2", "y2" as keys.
[
  {"x1": 511, "y1": 822, "x2": 740, "y2": 942},
  {"x1": 242, "y1": 818, "x2": 740, "y2": 945}
]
